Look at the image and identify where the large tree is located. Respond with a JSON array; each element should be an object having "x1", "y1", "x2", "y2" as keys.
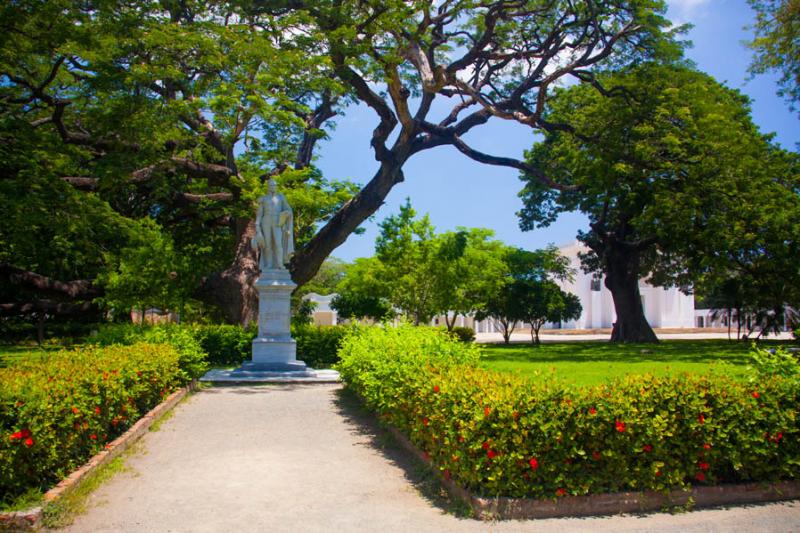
[
  {"x1": 2, "y1": 0, "x2": 680, "y2": 324},
  {"x1": 747, "y1": 0, "x2": 800, "y2": 113},
  {"x1": 519, "y1": 63, "x2": 798, "y2": 342}
]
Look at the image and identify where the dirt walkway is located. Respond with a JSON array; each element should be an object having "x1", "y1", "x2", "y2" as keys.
[{"x1": 64, "y1": 385, "x2": 800, "y2": 533}]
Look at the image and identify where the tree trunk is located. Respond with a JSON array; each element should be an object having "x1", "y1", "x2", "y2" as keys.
[
  {"x1": 197, "y1": 218, "x2": 260, "y2": 325},
  {"x1": 604, "y1": 249, "x2": 658, "y2": 343},
  {"x1": 445, "y1": 313, "x2": 457, "y2": 331}
]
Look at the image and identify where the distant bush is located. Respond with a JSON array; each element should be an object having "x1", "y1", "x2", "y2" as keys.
[
  {"x1": 190, "y1": 324, "x2": 256, "y2": 366},
  {"x1": 450, "y1": 326, "x2": 475, "y2": 343},
  {"x1": 337, "y1": 325, "x2": 800, "y2": 499},
  {"x1": 0, "y1": 343, "x2": 184, "y2": 504},
  {"x1": 294, "y1": 325, "x2": 350, "y2": 369}
]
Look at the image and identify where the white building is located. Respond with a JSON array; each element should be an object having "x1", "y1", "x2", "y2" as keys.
[
  {"x1": 545, "y1": 241, "x2": 695, "y2": 331},
  {"x1": 305, "y1": 242, "x2": 696, "y2": 332}
]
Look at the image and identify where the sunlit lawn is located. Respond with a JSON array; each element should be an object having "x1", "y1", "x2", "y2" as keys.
[
  {"x1": 0, "y1": 345, "x2": 62, "y2": 368},
  {"x1": 479, "y1": 339, "x2": 795, "y2": 387}
]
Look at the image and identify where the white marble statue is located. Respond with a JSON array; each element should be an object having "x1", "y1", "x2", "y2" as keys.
[{"x1": 252, "y1": 180, "x2": 294, "y2": 271}]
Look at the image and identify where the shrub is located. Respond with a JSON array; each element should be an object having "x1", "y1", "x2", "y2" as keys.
[
  {"x1": 337, "y1": 326, "x2": 800, "y2": 499},
  {"x1": 450, "y1": 326, "x2": 476, "y2": 343},
  {"x1": 748, "y1": 344, "x2": 800, "y2": 381},
  {"x1": 0, "y1": 343, "x2": 184, "y2": 504},
  {"x1": 92, "y1": 324, "x2": 208, "y2": 380},
  {"x1": 190, "y1": 324, "x2": 256, "y2": 366},
  {"x1": 294, "y1": 325, "x2": 350, "y2": 369}
]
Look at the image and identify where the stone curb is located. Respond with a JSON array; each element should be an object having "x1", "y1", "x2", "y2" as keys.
[
  {"x1": 386, "y1": 426, "x2": 800, "y2": 520},
  {"x1": 0, "y1": 382, "x2": 197, "y2": 531}
]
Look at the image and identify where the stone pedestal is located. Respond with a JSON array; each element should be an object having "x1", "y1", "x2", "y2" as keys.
[
  {"x1": 200, "y1": 268, "x2": 340, "y2": 383},
  {"x1": 248, "y1": 269, "x2": 302, "y2": 370}
]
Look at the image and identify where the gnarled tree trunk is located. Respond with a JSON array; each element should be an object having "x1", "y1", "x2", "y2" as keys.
[
  {"x1": 604, "y1": 249, "x2": 658, "y2": 343},
  {"x1": 197, "y1": 218, "x2": 260, "y2": 326}
]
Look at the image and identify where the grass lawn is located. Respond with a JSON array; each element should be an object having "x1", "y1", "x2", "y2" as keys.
[
  {"x1": 0, "y1": 345, "x2": 63, "y2": 368},
  {"x1": 479, "y1": 339, "x2": 796, "y2": 387}
]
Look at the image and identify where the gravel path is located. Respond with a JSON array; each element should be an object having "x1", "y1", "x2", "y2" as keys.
[{"x1": 64, "y1": 384, "x2": 800, "y2": 533}]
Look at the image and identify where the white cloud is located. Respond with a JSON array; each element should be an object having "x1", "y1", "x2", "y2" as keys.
[{"x1": 667, "y1": 0, "x2": 712, "y2": 25}]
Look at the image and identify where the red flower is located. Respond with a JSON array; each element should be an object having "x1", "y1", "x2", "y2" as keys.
[
  {"x1": 20, "y1": 429, "x2": 30, "y2": 439},
  {"x1": 95, "y1": 407, "x2": 101, "y2": 415},
  {"x1": 655, "y1": 470, "x2": 662, "y2": 477},
  {"x1": 484, "y1": 406, "x2": 491, "y2": 417},
  {"x1": 71, "y1": 407, "x2": 79, "y2": 415},
  {"x1": 752, "y1": 391, "x2": 760, "y2": 399},
  {"x1": 482, "y1": 441, "x2": 491, "y2": 450},
  {"x1": 513, "y1": 411, "x2": 520, "y2": 420},
  {"x1": 443, "y1": 469, "x2": 451, "y2": 480},
  {"x1": 695, "y1": 472, "x2": 706, "y2": 482},
  {"x1": 24, "y1": 437, "x2": 34, "y2": 448},
  {"x1": 136, "y1": 371, "x2": 142, "y2": 377},
  {"x1": 642, "y1": 444, "x2": 653, "y2": 453},
  {"x1": 615, "y1": 420, "x2": 626, "y2": 433},
  {"x1": 529, "y1": 457, "x2": 539, "y2": 470},
  {"x1": 588, "y1": 407, "x2": 597, "y2": 415},
  {"x1": 486, "y1": 449, "x2": 498, "y2": 459},
  {"x1": 9, "y1": 431, "x2": 22, "y2": 441},
  {"x1": 776, "y1": 432, "x2": 783, "y2": 441},
  {"x1": 556, "y1": 488, "x2": 567, "y2": 497},
  {"x1": 422, "y1": 417, "x2": 429, "y2": 426},
  {"x1": 458, "y1": 435, "x2": 465, "y2": 443},
  {"x1": 698, "y1": 414, "x2": 705, "y2": 424},
  {"x1": 698, "y1": 461, "x2": 710, "y2": 471},
  {"x1": 703, "y1": 443, "x2": 711, "y2": 450},
  {"x1": 433, "y1": 385, "x2": 440, "y2": 393},
  {"x1": 592, "y1": 451, "x2": 601, "y2": 460},
  {"x1": 90, "y1": 434, "x2": 97, "y2": 440}
]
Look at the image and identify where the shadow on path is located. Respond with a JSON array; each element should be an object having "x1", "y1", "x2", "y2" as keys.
[{"x1": 330, "y1": 386, "x2": 474, "y2": 519}]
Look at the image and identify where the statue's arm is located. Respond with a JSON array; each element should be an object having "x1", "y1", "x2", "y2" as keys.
[{"x1": 252, "y1": 201, "x2": 265, "y2": 250}]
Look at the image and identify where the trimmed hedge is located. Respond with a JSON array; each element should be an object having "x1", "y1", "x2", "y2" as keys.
[
  {"x1": 1, "y1": 343, "x2": 186, "y2": 504},
  {"x1": 337, "y1": 325, "x2": 800, "y2": 499},
  {"x1": 94, "y1": 323, "x2": 346, "y2": 369}
]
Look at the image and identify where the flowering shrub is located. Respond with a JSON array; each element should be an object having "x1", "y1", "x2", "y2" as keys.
[
  {"x1": 92, "y1": 324, "x2": 208, "y2": 379},
  {"x1": 0, "y1": 343, "x2": 184, "y2": 504},
  {"x1": 337, "y1": 326, "x2": 800, "y2": 499}
]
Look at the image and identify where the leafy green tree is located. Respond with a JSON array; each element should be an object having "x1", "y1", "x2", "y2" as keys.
[
  {"x1": 330, "y1": 258, "x2": 395, "y2": 322},
  {"x1": 97, "y1": 220, "x2": 186, "y2": 322},
  {"x1": 1, "y1": 0, "x2": 681, "y2": 324},
  {"x1": 519, "y1": 64, "x2": 796, "y2": 342},
  {"x1": 513, "y1": 280, "x2": 583, "y2": 344},
  {"x1": 747, "y1": 0, "x2": 800, "y2": 113},
  {"x1": 475, "y1": 246, "x2": 576, "y2": 344}
]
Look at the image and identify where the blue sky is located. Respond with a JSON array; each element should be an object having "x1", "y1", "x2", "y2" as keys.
[{"x1": 316, "y1": 0, "x2": 799, "y2": 262}]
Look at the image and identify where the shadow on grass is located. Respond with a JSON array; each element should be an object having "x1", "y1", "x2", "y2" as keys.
[
  {"x1": 479, "y1": 339, "x2": 796, "y2": 367},
  {"x1": 330, "y1": 386, "x2": 474, "y2": 519}
]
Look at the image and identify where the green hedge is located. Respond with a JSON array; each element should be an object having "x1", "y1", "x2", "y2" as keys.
[
  {"x1": 0, "y1": 343, "x2": 186, "y2": 504},
  {"x1": 94, "y1": 323, "x2": 346, "y2": 369},
  {"x1": 337, "y1": 325, "x2": 800, "y2": 499}
]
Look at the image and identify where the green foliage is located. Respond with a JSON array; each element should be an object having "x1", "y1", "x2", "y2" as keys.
[
  {"x1": 747, "y1": 0, "x2": 800, "y2": 112},
  {"x1": 91, "y1": 324, "x2": 208, "y2": 380},
  {"x1": 0, "y1": 343, "x2": 184, "y2": 504},
  {"x1": 475, "y1": 246, "x2": 577, "y2": 344},
  {"x1": 190, "y1": 324, "x2": 256, "y2": 367},
  {"x1": 294, "y1": 325, "x2": 350, "y2": 369},
  {"x1": 450, "y1": 327, "x2": 476, "y2": 344},
  {"x1": 748, "y1": 344, "x2": 800, "y2": 381},
  {"x1": 338, "y1": 328, "x2": 800, "y2": 498}
]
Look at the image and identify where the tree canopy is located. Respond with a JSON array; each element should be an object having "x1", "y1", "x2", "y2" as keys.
[
  {"x1": 747, "y1": 0, "x2": 800, "y2": 113},
  {"x1": 519, "y1": 63, "x2": 800, "y2": 342},
  {"x1": 1, "y1": 0, "x2": 683, "y2": 324}
]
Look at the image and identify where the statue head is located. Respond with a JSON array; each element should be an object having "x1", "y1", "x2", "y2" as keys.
[{"x1": 268, "y1": 179, "x2": 277, "y2": 194}]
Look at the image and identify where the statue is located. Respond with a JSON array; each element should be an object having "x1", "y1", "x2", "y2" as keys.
[{"x1": 252, "y1": 180, "x2": 294, "y2": 271}]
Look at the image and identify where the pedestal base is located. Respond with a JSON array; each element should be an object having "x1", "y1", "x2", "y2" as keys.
[{"x1": 251, "y1": 337, "x2": 297, "y2": 364}]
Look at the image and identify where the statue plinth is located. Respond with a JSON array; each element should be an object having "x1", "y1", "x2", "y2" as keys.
[{"x1": 241, "y1": 269, "x2": 309, "y2": 372}]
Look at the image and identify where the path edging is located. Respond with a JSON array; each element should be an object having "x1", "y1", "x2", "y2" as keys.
[
  {"x1": 0, "y1": 382, "x2": 197, "y2": 531},
  {"x1": 386, "y1": 426, "x2": 800, "y2": 520}
]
